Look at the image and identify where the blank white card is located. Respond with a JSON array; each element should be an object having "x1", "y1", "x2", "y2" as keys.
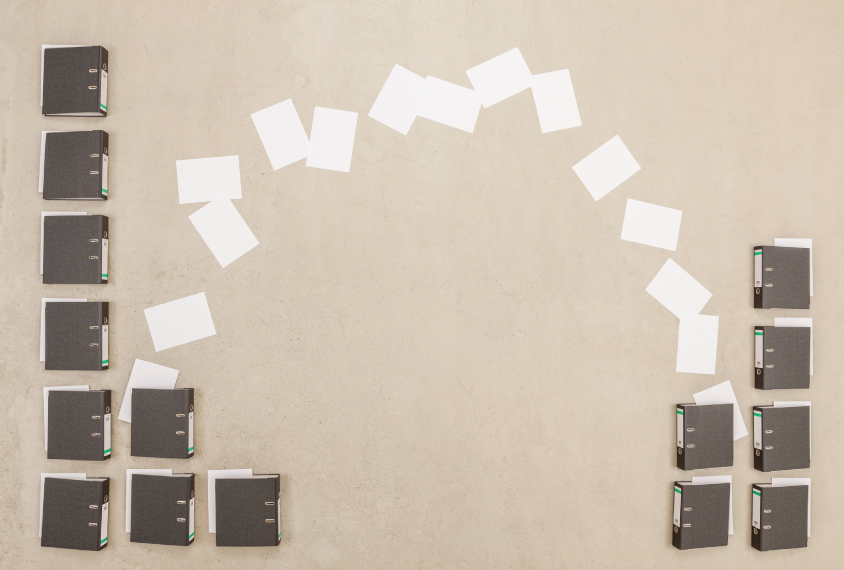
[{"x1": 144, "y1": 293, "x2": 217, "y2": 352}]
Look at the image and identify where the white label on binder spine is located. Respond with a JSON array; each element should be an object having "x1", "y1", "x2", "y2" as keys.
[
  {"x1": 102, "y1": 325, "x2": 108, "y2": 367},
  {"x1": 100, "y1": 502, "x2": 109, "y2": 546},
  {"x1": 677, "y1": 409, "x2": 684, "y2": 448},
  {"x1": 101, "y1": 238, "x2": 108, "y2": 281},
  {"x1": 754, "y1": 248, "x2": 762, "y2": 287},
  {"x1": 752, "y1": 489, "x2": 761, "y2": 528},
  {"x1": 189, "y1": 497, "x2": 195, "y2": 541},
  {"x1": 188, "y1": 412, "x2": 194, "y2": 454},
  {"x1": 673, "y1": 487, "x2": 682, "y2": 526},
  {"x1": 103, "y1": 413, "x2": 111, "y2": 456},
  {"x1": 277, "y1": 496, "x2": 281, "y2": 540},
  {"x1": 755, "y1": 329, "x2": 763, "y2": 368},
  {"x1": 100, "y1": 70, "x2": 108, "y2": 112},
  {"x1": 101, "y1": 154, "x2": 108, "y2": 195},
  {"x1": 754, "y1": 411, "x2": 762, "y2": 450}
]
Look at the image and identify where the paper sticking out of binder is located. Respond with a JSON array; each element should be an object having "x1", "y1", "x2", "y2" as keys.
[
  {"x1": 46, "y1": 389, "x2": 111, "y2": 461},
  {"x1": 42, "y1": 214, "x2": 108, "y2": 284},
  {"x1": 129, "y1": 471, "x2": 195, "y2": 546},
  {"x1": 753, "y1": 246, "x2": 810, "y2": 309},
  {"x1": 672, "y1": 479, "x2": 731, "y2": 550},
  {"x1": 41, "y1": 476, "x2": 109, "y2": 551},
  {"x1": 676, "y1": 403, "x2": 733, "y2": 470},
  {"x1": 752, "y1": 480, "x2": 810, "y2": 551},
  {"x1": 754, "y1": 326, "x2": 810, "y2": 389},
  {"x1": 753, "y1": 402, "x2": 811, "y2": 472},
  {"x1": 40, "y1": 131, "x2": 109, "y2": 199},
  {"x1": 42, "y1": 46, "x2": 108, "y2": 116},
  {"x1": 131, "y1": 388, "x2": 195, "y2": 459},
  {"x1": 43, "y1": 301, "x2": 108, "y2": 371},
  {"x1": 210, "y1": 471, "x2": 281, "y2": 547}
]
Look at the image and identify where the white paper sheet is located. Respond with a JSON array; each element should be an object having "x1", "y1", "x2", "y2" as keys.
[
  {"x1": 774, "y1": 238, "x2": 812, "y2": 296},
  {"x1": 572, "y1": 135, "x2": 641, "y2": 201},
  {"x1": 620, "y1": 199, "x2": 682, "y2": 251},
  {"x1": 43, "y1": 386, "x2": 89, "y2": 450},
  {"x1": 465, "y1": 48, "x2": 532, "y2": 108},
  {"x1": 368, "y1": 64, "x2": 426, "y2": 135},
  {"x1": 530, "y1": 69, "x2": 581, "y2": 133},
  {"x1": 38, "y1": 131, "x2": 62, "y2": 193},
  {"x1": 416, "y1": 76, "x2": 482, "y2": 133},
  {"x1": 775, "y1": 318, "x2": 813, "y2": 375},
  {"x1": 691, "y1": 475, "x2": 733, "y2": 535},
  {"x1": 41, "y1": 212, "x2": 87, "y2": 274},
  {"x1": 207, "y1": 469, "x2": 253, "y2": 532},
  {"x1": 175, "y1": 156, "x2": 242, "y2": 204},
  {"x1": 306, "y1": 107, "x2": 358, "y2": 173},
  {"x1": 693, "y1": 380, "x2": 747, "y2": 440},
  {"x1": 645, "y1": 259, "x2": 712, "y2": 319},
  {"x1": 126, "y1": 469, "x2": 173, "y2": 532},
  {"x1": 774, "y1": 401, "x2": 811, "y2": 458},
  {"x1": 250, "y1": 99, "x2": 310, "y2": 170},
  {"x1": 676, "y1": 315, "x2": 719, "y2": 375},
  {"x1": 41, "y1": 45, "x2": 84, "y2": 105},
  {"x1": 40, "y1": 473, "x2": 86, "y2": 536},
  {"x1": 188, "y1": 199, "x2": 259, "y2": 268},
  {"x1": 118, "y1": 359, "x2": 180, "y2": 423},
  {"x1": 772, "y1": 478, "x2": 811, "y2": 536},
  {"x1": 144, "y1": 293, "x2": 217, "y2": 352},
  {"x1": 41, "y1": 298, "x2": 87, "y2": 361}
]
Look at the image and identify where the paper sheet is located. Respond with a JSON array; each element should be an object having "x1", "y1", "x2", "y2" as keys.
[
  {"x1": 144, "y1": 292, "x2": 217, "y2": 352},
  {"x1": 40, "y1": 473, "x2": 86, "y2": 536},
  {"x1": 465, "y1": 48, "x2": 532, "y2": 108},
  {"x1": 41, "y1": 298, "x2": 87, "y2": 361},
  {"x1": 188, "y1": 198, "x2": 259, "y2": 268},
  {"x1": 676, "y1": 315, "x2": 718, "y2": 375},
  {"x1": 306, "y1": 107, "x2": 358, "y2": 173},
  {"x1": 368, "y1": 64, "x2": 426, "y2": 135},
  {"x1": 41, "y1": 212, "x2": 87, "y2": 274},
  {"x1": 416, "y1": 76, "x2": 482, "y2": 133},
  {"x1": 775, "y1": 318, "x2": 813, "y2": 375},
  {"x1": 43, "y1": 386, "x2": 89, "y2": 450},
  {"x1": 175, "y1": 156, "x2": 242, "y2": 204},
  {"x1": 530, "y1": 69, "x2": 581, "y2": 133},
  {"x1": 645, "y1": 259, "x2": 712, "y2": 319},
  {"x1": 774, "y1": 238, "x2": 812, "y2": 296},
  {"x1": 207, "y1": 469, "x2": 253, "y2": 532},
  {"x1": 572, "y1": 135, "x2": 640, "y2": 201},
  {"x1": 772, "y1": 478, "x2": 811, "y2": 536},
  {"x1": 693, "y1": 380, "x2": 747, "y2": 440},
  {"x1": 41, "y1": 45, "x2": 84, "y2": 105},
  {"x1": 118, "y1": 359, "x2": 180, "y2": 423},
  {"x1": 38, "y1": 131, "x2": 62, "y2": 193},
  {"x1": 691, "y1": 475, "x2": 733, "y2": 535},
  {"x1": 773, "y1": 401, "x2": 811, "y2": 458},
  {"x1": 250, "y1": 99, "x2": 310, "y2": 170},
  {"x1": 126, "y1": 469, "x2": 173, "y2": 532},
  {"x1": 620, "y1": 199, "x2": 682, "y2": 251}
]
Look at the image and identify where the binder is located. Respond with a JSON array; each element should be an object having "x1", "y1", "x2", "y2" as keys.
[
  {"x1": 754, "y1": 326, "x2": 810, "y2": 389},
  {"x1": 47, "y1": 389, "x2": 111, "y2": 461},
  {"x1": 753, "y1": 246, "x2": 810, "y2": 309},
  {"x1": 751, "y1": 484, "x2": 809, "y2": 551},
  {"x1": 131, "y1": 474, "x2": 195, "y2": 546},
  {"x1": 44, "y1": 301, "x2": 108, "y2": 370},
  {"x1": 131, "y1": 389, "x2": 195, "y2": 459},
  {"x1": 753, "y1": 405, "x2": 810, "y2": 471},
  {"x1": 41, "y1": 477, "x2": 109, "y2": 551},
  {"x1": 42, "y1": 131, "x2": 109, "y2": 200},
  {"x1": 43, "y1": 215, "x2": 108, "y2": 284},
  {"x1": 215, "y1": 475, "x2": 281, "y2": 547},
  {"x1": 672, "y1": 481, "x2": 730, "y2": 550},
  {"x1": 42, "y1": 46, "x2": 108, "y2": 116},
  {"x1": 676, "y1": 403, "x2": 733, "y2": 470}
]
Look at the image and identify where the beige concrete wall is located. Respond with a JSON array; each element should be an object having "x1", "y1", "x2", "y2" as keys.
[{"x1": 1, "y1": 1, "x2": 842, "y2": 568}]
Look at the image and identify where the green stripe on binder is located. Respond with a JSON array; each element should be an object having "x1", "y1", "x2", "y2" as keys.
[
  {"x1": 100, "y1": 537, "x2": 107, "y2": 545},
  {"x1": 674, "y1": 487, "x2": 682, "y2": 494},
  {"x1": 100, "y1": 103, "x2": 107, "y2": 111},
  {"x1": 753, "y1": 489, "x2": 761, "y2": 496},
  {"x1": 188, "y1": 446, "x2": 194, "y2": 453},
  {"x1": 755, "y1": 251, "x2": 762, "y2": 255},
  {"x1": 102, "y1": 360, "x2": 108, "y2": 365},
  {"x1": 753, "y1": 411, "x2": 762, "y2": 417},
  {"x1": 755, "y1": 331, "x2": 763, "y2": 335},
  {"x1": 677, "y1": 409, "x2": 683, "y2": 415},
  {"x1": 189, "y1": 532, "x2": 195, "y2": 540},
  {"x1": 104, "y1": 448, "x2": 111, "y2": 455}
]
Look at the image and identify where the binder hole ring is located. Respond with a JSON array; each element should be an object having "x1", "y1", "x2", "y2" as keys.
[
  {"x1": 756, "y1": 288, "x2": 760, "y2": 294},
  {"x1": 754, "y1": 528, "x2": 758, "y2": 535},
  {"x1": 103, "y1": 147, "x2": 107, "y2": 154},
  {"x1": 103, "y1": 231, "x2": 108, "y2": 239},
  {"x1": 674, "y1": 527, "x2": 678, "y2": 533},
  {"x1": 103, "y1": 316, "x2": 108, "y2": 324},
  {"x1": 104, "y1": 495, "x2": 108, "y2": 502},
  {"x1": 103, "y1": 63, "x2": 107, "y2": 71}
]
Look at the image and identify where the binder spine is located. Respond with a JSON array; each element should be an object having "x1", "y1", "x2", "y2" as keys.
[
  {"x1": 100, "y1": 303, "x2": 109, "y2": 369},
  {"x1": 98, "y1": 48, "x2": 108, "y2": 115},
  {"x1": 100, "y1": 132, "x2": 108, "y2": 198},
  {"x1": 98, "y1": 479, "x2": 110, "y2": 550},
  {"x1": 754, "y1": 247, "x2": 764, "y2": 308},
  {"x1": 103, "y1": 391, "x2": 112, "y2": 459},
  {"x1": 100, "y1": 217, "x2": 108, "y2": 282},
  {"x1": 754, "y1": 328, "x2": 765, "y2": 388},
  {"x1": 753, "y1": 409, "x2": 765, "y2": 471},
  {"x1": 676, "y1": 408, "x2": 686, "y2": 470},
  {"x1": 188, "y1": 475, "x2": 196, "y2": 545},
  {"x1": 751, "y1": 487, "x2": 763, "y2": 550},
  {"x1": 187, "y1": 389, "x2": 195, "y2": 457},
  {"x1": 275, "y1": 477, "x2": 282, "y2": 545}
]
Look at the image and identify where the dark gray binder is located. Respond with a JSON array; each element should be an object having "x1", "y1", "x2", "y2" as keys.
[
  {"x1": 45, "y1": 301, "x2": 108, "y2": 370},
  {"x1": 676, "y1": 404, "x2": 733, "y2": 470},
  {"x1": 753, "y1": 246, "x2": 810, "y2": 309},
  {"x1": 43, "y1": 215, "x2": 108, "y2": 284},
  {"x1": 751, "y1": 484, "x2": 808, "y2": 551},
  {"x1": 131, "y1": 474, "x2": 195, "y2": 546},
  {"x1": 754, "y1": 327, "x2": 810, "y2": 389},
  {"x1": 216, "y1": 476, "x2": 280, "y2": 547},
  {"x1": 47, "y1": 389, "x2": 111, "y2": 461},
  {"x1": 753, "y1": 406, "x2": 810, "y2": 472},
  {"x1": 43, "y1": 131, "x2": 109, "y2": 200},
  {"x1": 41, "y1": 477, "x2": 109, "y2": 551},
  {"x1": 672, "y1": 481, "x2": 730, "y2": 550},
  {"x1": 131, "y1": 389, "x2": 195, "y2": 459},
  {"x1": 42, "y1": 46, "x2": 108, "y2": 116}
]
